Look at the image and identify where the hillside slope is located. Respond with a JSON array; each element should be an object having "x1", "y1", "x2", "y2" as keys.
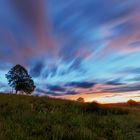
[{"x1": 0, "y1": 94, "x2": 140, "y2": 140}]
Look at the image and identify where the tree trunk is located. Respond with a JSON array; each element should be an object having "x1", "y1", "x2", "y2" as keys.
[{"x1": 11, "y1": 88, "x2": 13, "y2": 94}]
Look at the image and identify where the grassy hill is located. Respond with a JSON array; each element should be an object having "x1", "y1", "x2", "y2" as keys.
[{"x1": 0, "y1": 94, "x2": 140, "y2": 140}]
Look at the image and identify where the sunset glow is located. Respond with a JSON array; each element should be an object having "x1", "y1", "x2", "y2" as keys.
[{"x1": 59, "y1": 91, "x2": 140, "y2": 103}]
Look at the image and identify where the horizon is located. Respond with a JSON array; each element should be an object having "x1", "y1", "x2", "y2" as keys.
[{"x1": 0, "y1": 0, "x2": 140, "y2": 103}]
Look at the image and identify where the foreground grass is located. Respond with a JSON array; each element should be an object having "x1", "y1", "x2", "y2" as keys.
[{"x1": 0, "y1": 94, "x2": 140, "y2": 140}]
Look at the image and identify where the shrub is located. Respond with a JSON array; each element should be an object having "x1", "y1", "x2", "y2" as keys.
[{"x1": 84, "y1": 101, "x2": 100, "y2": 112}]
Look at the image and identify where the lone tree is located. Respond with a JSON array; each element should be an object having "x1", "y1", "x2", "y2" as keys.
[
  {"x1": 77, "y1": 97, "x2": 84, "y2": 103},
  {"x1": 127, "y1": 99, "x2": 138, "y2": 107},
  {"x1": 6, "y1": 64, "x2": 36, "y2": 94}
]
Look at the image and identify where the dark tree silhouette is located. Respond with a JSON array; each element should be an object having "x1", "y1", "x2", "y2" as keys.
[
  {"x1": 77, "y1": 97, "x2": 84, "y2": 103},
  {"x1": 6, "y1": 64, "x2": 36, "y2": 94},
  {"x1": 126, "y1": 99, "x2": 138, "y2": 107}
]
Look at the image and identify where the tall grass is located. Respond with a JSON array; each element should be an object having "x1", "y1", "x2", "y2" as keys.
[{"x1": 0, "y1": 94, "x2": 139, "y2": 140}]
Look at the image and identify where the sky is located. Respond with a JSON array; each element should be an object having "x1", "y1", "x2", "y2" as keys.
[{"x1": 0, "y1": 0, "x2": 140, "y2": 103}]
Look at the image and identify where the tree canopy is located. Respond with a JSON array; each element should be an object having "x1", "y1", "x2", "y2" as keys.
[
  {"x1": 6, "y1": 64, "x2": 36, "y2": 94},
  {"x1": 77, "y1": 97, "x2": 84, "y2": 103}
]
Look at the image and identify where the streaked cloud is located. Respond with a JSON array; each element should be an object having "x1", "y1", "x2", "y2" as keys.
[{"x1": 0, "y1": 0, "x2": 140, "y2": 102}]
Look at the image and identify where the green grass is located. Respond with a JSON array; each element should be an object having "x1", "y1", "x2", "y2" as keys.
[{"x1": 0, "y1": 94, "x2": 139, "y2": 140}]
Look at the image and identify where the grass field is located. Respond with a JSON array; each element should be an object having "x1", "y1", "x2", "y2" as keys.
[{"x1": 0, "y1": 94, "x2": 140, "y2": 140}]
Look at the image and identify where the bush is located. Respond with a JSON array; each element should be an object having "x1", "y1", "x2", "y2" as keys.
[{"x1": 84, "y1": 101, "x2": 100, "y2": 112}]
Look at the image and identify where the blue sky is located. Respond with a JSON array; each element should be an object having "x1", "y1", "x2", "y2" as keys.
[{"x1": 0, "y1": 0, "x2": 140, "y2": 102}]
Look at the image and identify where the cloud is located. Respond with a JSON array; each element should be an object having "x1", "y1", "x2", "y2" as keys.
[
  {"x1": 128, "y1": 40, "x2": 140, "y2": 48},
  {"x1": 119, "y1": 67, "x2": 140, "y2": 75},
  {"x1": 103, "y1": 84, "x2": 140, "y2": 93},
  {"x1": 30, "y1": 61, "x2": 44, "y2": 77},
  {"x1": 105, "y1": 94, "x2": 121, "y2": 98},
  {"x1": 0, "y1": 0, "x2": 140, "y2": 101},
  {"x1": 48, "y1": 0, "x2": 138, "y2": 61},
  {"x1": 128, "y1": 77, "x2": 140, "y2": 82},
  {"x1": 64, "y1": 90, "x2": 78, "y2": 95},
  {"x1": 47, "y1": 85, "x2": 66, "y2": 92},
  {"x1": 36, "y1": 88, "x2": 48, "y2": 95},
  {"x1": 36, "y1": 88, "x2": 62, "y2": 96},
  {"x1": 0, "y1": 0, "x2": 59, "y2": 65},
  {"x1": 65, "y1": 81, "x2": 96, "y2": 88},
  {"x1": 104, "y1": 78, "x2": 124, "y2": 85},
  {"x1": 0, "y1": 82, "x2": 7, "y2": 88}
]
